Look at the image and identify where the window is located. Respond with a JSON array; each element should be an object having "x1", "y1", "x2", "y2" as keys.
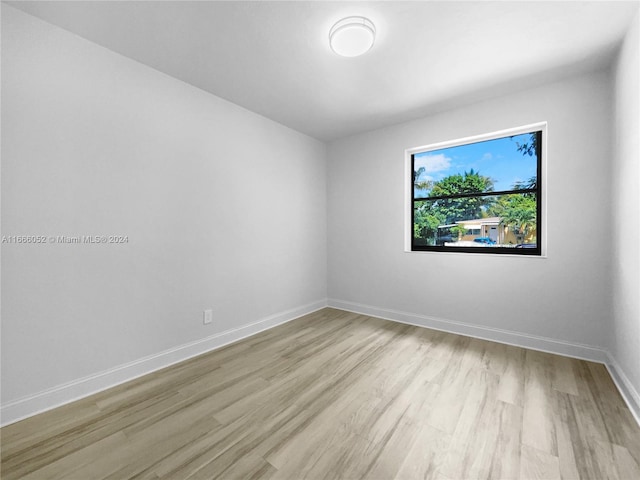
[{"x1": 407, "y1": 124, "x2": 545, "y2": 255}]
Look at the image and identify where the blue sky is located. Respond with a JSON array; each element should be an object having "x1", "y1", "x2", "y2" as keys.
[{"x1": 414, "y1": 132, "x2": 538, "y2": 197}]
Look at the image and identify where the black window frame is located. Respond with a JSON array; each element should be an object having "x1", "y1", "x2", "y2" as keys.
[{"x1": 410, "y1": 129, "x2": 543, "y2": 256}]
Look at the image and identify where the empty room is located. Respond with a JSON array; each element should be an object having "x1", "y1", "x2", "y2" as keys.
[{"x1": 1, "y1": 1, "x2": 639, "y2": 479}]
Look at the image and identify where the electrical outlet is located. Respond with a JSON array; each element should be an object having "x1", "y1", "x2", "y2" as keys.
[{"x1": 203, "y1": 309, "x2": 213, "y2": 325}]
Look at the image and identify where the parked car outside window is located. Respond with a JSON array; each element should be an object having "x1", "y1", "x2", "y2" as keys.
[{"x1": 473, "y1": 237, "x2": 496, "y2": 245}]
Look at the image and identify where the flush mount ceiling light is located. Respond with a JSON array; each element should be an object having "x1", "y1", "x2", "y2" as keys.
[{"x1": 329, "y1": 16, "x2": 376, "y2": 57}]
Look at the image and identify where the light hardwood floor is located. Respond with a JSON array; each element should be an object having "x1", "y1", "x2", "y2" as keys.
[{"x1": 2, "y1": 308, "x2": 639, "y2": 479}]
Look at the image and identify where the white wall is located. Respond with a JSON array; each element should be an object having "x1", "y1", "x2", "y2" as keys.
[
  {"x1": 611, "y1": 10, "x2": 640, "y2": 411},
  {"x1": 1, "y1": 5, "x2": 326, "y2": 417},
  {"x1": 328, "y1": 69, "x2": 614, "y2": 351}
]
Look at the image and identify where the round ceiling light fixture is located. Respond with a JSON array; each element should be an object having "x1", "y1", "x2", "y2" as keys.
[{"x1": 329, "y1": 16, "x2": 376, "y2": 57}]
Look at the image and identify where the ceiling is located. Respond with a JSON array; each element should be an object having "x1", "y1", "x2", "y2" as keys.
[{"x1": 6, "y1": 1, "x2": 639, "y2": 141}]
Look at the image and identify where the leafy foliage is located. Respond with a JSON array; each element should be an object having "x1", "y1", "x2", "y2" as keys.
[
  {"x1": 413, "y1": 170, "x2": 494, "y2": 244},
  {"x1": 427, "y1": 169, "x2": 494, "y2": 225},
  {"x1": 413, "y1": 203, "x2": 444, "y2": 245},
  {"x1": 413, "y1": 166, "x2": 425, "y2": 182},
  {"x1": 450, "y1": 224, "x2": 468, "y2": 240},
  {"x1": 514, "y1": 132, "x2": 538, "y2": 158},
  {"x1": 512, "y1": 175, "x2": 537, "y2": 195},
  {"x1": 487, "y1": 193, "x2": 537, "y2": 238},
  {"x1": 429, "y1": 169, "x2": 493, "y2": 197},
  {"x1": 413, "y1": 166, "x2": 433, "y2": 192}
]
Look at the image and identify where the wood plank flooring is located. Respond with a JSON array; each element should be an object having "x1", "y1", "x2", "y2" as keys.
[{"x1": 2, "y1": 308, "x2": 639, "y2": 479}]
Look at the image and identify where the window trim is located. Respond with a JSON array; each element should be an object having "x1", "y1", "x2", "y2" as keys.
[{"x1": 404, "y1": 122, "x2": 547, "y2": 257}]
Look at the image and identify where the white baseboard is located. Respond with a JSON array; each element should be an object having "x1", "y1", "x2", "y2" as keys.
[
  {"x1": 605, "y1": 354, "x2": 640, "y2": 426},
  {"x1": 327, "y1": 298, "x2": 640, "y2": 426},
  {"x1": 328, "y1": 299, "x2": 608, "y2": 362},
  {"x1": 0, "y1": 299, "x2": 327, "y2": 427}
]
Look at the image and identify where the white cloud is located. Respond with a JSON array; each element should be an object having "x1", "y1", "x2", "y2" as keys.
[
  {"x1": 481, "y1": 152, "x2": 493, "y2": 161},
  {"x1": 416, "y1": 153, "x2": 451, "y2": 174}
]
